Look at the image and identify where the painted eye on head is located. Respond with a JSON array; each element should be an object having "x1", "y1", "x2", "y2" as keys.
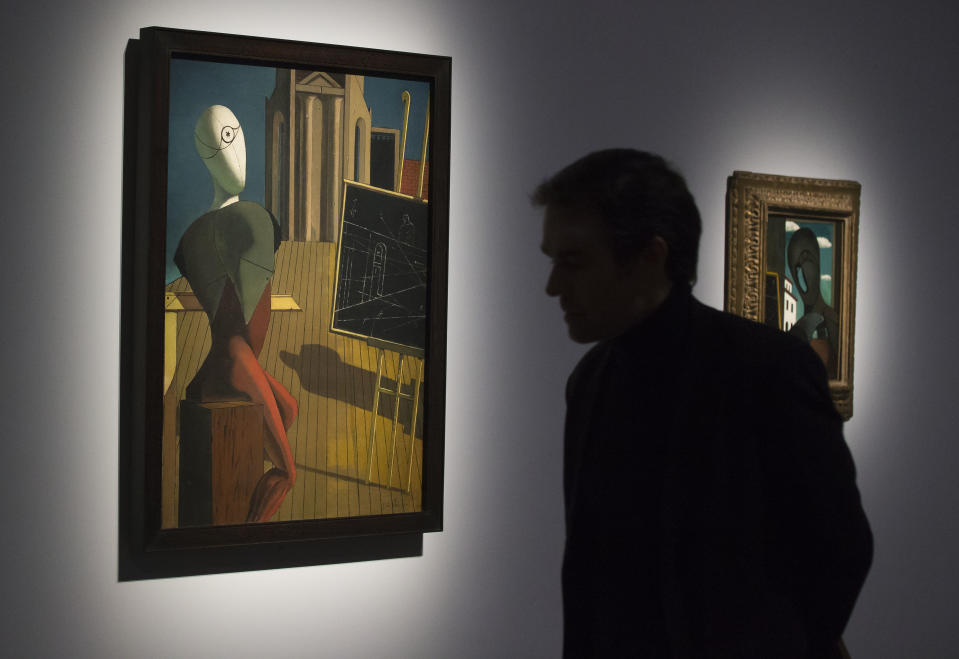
[
  {"x1": 196, "y1": 124, "x2": 241, "y2": 159},
  {"x1": 220, "y1": 125, "x2": 238, "y2": 145}
]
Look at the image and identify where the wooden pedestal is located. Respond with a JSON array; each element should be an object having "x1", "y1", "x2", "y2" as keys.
[{"x1": 179, "y1": 400, "x2": 264, "y2": 527}]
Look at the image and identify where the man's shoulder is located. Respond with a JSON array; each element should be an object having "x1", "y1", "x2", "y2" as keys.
[
  {"x1": 565, "y1": 295, "x2": 825, "y2": 401},
  {"x1": 566, "y1": 295, "x2": 804, "y2": 376},
  {"x1": 688, "y1": 296, "x2": 812, "y2": 368},
  {"x1": 678, "y1": 298, "x2": 834, "y2": 410}
]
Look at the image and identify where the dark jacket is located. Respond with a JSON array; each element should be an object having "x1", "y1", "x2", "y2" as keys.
[{"x1": 562, "y1": 289, "x2": 872, "y2": 658}]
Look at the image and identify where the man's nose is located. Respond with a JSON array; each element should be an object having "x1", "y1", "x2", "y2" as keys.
[{"x1": 545, "y1": 268, "x2": 560, "y2": 297}]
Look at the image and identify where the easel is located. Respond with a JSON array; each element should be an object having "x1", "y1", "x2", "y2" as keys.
[{"x1": 366, "y1": 343, "x2": 424, "y2": 493}]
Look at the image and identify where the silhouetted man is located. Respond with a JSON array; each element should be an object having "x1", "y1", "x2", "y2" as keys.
[{"x1": 535, "y1": 149, "x2": 872, "y2": 658}]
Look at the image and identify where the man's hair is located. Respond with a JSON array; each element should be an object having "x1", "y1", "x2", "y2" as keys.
[{"x1": 532, "y1": 149, "x2": 702, "y2": 285}]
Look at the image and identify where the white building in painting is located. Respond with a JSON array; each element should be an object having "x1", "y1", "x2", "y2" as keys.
[
  {"x1": 265, "y1": 70, "x2": 403, "y2": 244},
  {"x1": 783, "y1": 278, "x2": 798, "y2": 331}
]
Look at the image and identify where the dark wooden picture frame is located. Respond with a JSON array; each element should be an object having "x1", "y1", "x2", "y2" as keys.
[
  {"x1": 120, "y1": 27, "x2": 449, "y2": 579},
  {"x1": 725, "y1": 171, "x2": 859, "y2": 420}
]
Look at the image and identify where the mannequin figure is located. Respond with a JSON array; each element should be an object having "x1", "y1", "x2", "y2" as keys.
[
  {"x1": 787, "y1": 227, "x2": 839, "y2": 375},
  {"x1": 174, "y1": 105, "x2": 297, "y2": 523}
]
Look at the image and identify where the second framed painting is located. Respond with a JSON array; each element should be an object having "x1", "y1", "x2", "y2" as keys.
[
  {"x1": 121, "y1": 27, "x2": 449, "y2": 578},
  {"x1": 725, "y1": 171, "x2": 860, "y2": 420}
]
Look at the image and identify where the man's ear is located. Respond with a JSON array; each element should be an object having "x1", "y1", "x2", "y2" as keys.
[{"x1": 639, "y1": 235, "x2": 669, "y2": 270}]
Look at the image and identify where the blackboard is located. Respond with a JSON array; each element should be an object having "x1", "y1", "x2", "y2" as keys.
[{"x1": 331, "y1": 181, "x2": 429, "y2": 354}]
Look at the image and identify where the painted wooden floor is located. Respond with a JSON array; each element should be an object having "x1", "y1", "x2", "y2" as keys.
[{"x1": 161, "y1": 240, "x2": 423, "y2": 528}]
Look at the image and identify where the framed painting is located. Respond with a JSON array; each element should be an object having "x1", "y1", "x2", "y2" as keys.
[
  {"x1": 120, "y1": 27, "x2": 450, "y2": 579},
  {"x1": 725, "y1": 171, "x2": 860, "y2": 420}
]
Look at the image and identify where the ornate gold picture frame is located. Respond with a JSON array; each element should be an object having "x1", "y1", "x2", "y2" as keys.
[{"x1": 725, "y1": 171, "x2": 860, "y2": 420}]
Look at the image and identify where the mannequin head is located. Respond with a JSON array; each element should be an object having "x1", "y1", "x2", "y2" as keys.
[
  {"x1": 787, "y1": 227, "x2": 822, "y2": 307},
  {"x1": 194, "y1": 105, "x2": 246, "y2": 207}
]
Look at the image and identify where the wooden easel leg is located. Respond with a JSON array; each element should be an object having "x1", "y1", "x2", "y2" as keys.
[
  {"x1": 407, "y1": 358, "x2": 424, "y2": 493},
  {"x1": 366, "y1": 349, "x2": 422, "y2": 494},
  {"x1": 387, "y1": 354, "x2": 407, "y2": 489},
  {"x1": 366, "y1": 349, "x2": 385, "y2": 483}
]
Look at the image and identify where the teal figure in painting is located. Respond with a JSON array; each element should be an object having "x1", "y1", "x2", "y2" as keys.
[
  {"x1": 174, "y1": 105, "x2": 298, "y2": 522},
  {"x1": 787, "y1": 227, "x2": 839, "y2": 375}
]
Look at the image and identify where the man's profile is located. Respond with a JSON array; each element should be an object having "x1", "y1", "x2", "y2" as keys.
[{"x1": 535, "y1": 149, "x2": 872, "y2": 658}]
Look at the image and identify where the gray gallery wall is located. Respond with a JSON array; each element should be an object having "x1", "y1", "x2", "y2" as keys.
[{"x1": 2, "y1": 0, "x2": 957, "y2": 656}]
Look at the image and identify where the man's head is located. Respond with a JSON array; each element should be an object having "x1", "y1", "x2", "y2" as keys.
[{"x1": 534, "y1": 149, "x2": 701, "y2": 343}]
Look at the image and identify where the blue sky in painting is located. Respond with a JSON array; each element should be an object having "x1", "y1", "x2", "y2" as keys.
[
  {"x1": 363, "y1": 77, "x2": 431, "y2": 161},
  {"x1": 166, "y1": 59, "x2": 431, "y2": 283}
]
